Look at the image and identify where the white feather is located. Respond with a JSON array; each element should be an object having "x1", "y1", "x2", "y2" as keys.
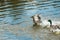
[{"x1": 40, "y1": 20, "x2": 50, "y2": 27}]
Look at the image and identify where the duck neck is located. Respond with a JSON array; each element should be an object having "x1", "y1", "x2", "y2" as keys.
[{"x1": 49, "y1": 21, "x2": 52, "y2": 27}]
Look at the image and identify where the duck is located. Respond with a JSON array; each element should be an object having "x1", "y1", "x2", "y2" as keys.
[
  {"x1": 31, "y1": 14, "x2": 42, "y2": 26},
  {"x1": 31, "y1": 14, "x2": 50, "y2": 27},
  {"x1": 48, "y1": 19, "x2": 60, "y2": 34}
]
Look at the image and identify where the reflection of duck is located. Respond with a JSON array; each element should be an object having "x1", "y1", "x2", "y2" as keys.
[{"x1": 48, "y1": 19, "x2": 60, "y2": 34}]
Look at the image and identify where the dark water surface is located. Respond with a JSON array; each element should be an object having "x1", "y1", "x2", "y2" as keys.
[{"x1": 0, "y1": 0, "x2": 60, "y2": 40}]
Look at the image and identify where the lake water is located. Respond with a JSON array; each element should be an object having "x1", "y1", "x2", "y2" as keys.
[{"x1": 0, "y1": 0, "x2": 60, "y2": 40}]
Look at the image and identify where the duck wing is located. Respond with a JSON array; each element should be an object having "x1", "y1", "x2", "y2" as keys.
[{"x1": 56, "y1": 25, "x2": 60, "y2": 29}]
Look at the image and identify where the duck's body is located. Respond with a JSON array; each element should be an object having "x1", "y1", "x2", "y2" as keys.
[
  {"x1": 48, "y1": 19, "x2": 60, "y2": 34},
  {"x1": 50, "y1": 28, "x2": 60, "y2": 34}
]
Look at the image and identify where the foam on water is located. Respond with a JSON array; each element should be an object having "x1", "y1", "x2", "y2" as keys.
[
  {"x1": 40, "y1": 19, "x2": 60, "y2": 27},
  {"x1": 40, "y1": 20, "x2": 50, "y2": 27}
]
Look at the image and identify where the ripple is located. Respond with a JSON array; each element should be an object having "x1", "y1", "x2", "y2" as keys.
[
  {"x1": 0, "y1": 0, "x2": 60, "y2": 25},
  {"x1": 0, "y1": 0, "x2": 60, "y2": 40}
]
